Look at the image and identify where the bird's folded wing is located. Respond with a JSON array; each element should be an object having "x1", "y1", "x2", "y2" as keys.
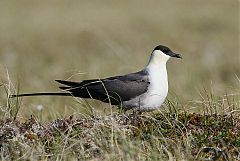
[{"x1": 56, "y1": 70, "x2": 150, "y2": 103}]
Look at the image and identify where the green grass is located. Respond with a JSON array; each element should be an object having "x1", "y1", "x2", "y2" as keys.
[{"x1": 0, "y1": 0, "x2": 239, "y2": 160}]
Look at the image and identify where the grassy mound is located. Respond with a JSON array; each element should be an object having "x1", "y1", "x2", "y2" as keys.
[{"x1": 1, "y1": 112, "x2": 239, "y2": 160}]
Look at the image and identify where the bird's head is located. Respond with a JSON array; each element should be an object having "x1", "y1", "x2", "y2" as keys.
[{"x1": 150, "y1": 45, "x2": 182, "y2": 63}]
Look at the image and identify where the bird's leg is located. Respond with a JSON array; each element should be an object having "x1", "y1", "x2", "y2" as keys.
[
  {"x1": 131, "y1": 99, "x2": 143, "y2": 115},
  {"x1": 135, "y1": 98, "x2": 143, "y2": 115}
]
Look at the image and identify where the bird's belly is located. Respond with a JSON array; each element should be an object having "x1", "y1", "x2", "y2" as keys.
[
  {"x1": 141, "y1": 92, "x2": 167, "y2": 110},
  {"x1": 122, "y1": 90, "x2": 167, "y2": 111}
]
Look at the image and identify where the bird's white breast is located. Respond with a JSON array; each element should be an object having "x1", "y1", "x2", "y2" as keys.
[
  {"x1": 139, "y1": 63, "x2": 168, "y2": 111},
  {"x1": 123, "y1": 52, "x2": 169, "y2": 111}
]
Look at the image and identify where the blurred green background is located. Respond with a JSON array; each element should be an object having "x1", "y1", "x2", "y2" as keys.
[{"x1": 0, "y1": 0, "x2": 239, "y2": 120}]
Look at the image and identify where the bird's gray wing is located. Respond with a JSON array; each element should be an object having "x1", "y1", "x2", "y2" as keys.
[{"x1": 56, "y1": 70, "x2": 150, "y2": 105}]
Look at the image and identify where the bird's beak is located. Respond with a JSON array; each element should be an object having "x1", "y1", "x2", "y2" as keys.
[{"x1": 170, "y1": 52, "x2": 182, "y2": 59}]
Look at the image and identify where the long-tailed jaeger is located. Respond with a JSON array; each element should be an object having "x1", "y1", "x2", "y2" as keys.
[{"x1": 11, "y1": 45, "x2": 182, "y2": 111}]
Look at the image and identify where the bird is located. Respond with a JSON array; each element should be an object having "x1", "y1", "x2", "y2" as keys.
[{"x1": 11, "y1": 45, "x2": 182, "y2": 111}]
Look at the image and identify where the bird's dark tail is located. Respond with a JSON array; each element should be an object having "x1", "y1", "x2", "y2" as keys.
[{"x1": 10, "y1": 92, "x2": 71, "y2": 98}]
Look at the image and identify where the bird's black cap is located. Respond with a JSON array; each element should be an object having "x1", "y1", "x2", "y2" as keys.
[{"x1": 153, "y1": 45, "x2": 182, "y2": 58}]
